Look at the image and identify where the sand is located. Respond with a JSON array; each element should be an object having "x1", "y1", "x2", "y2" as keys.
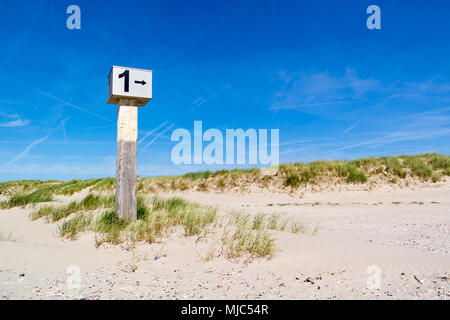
[{"x1": 0, "y1": 184, "x2": 449, "y2": 300}]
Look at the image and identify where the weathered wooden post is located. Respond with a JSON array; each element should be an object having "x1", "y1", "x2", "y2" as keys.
[
  {"x1": 107, "y1": 66, "x2": 152, "y2": 221},
  {"x1": 116, "y1": 100, "x2": 138, "y2": 220}
]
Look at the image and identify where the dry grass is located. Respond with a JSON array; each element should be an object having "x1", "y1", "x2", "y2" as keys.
[
  {"x1": 1, "y1": 154, "x2": 448, "y2": 204},
  {"x1": 2, "y1": 153, "x2": 446, "y2": 259},
  {"x1": 94, "y1": 196, "x2": 218, "y2": 247},
  {"x1": 0, "y1": 179, "x2": 105, "y2": 208},
  {"x1": 22, "y1": 191, "x2": 302, "y2": 259},
  {"x1": 59, "y1": 213, "x2": 93, "y2": 240},
  {"x1": 30, "y1": 193, "x2": 114, "y2": 222},
  {"x1": 134, "y1": 153, "x2": 449, "y2": 194}
]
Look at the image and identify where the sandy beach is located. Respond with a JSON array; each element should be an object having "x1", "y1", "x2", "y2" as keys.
[{"x1": 1, "y1": 182, "x2": 449, "y2": 300}]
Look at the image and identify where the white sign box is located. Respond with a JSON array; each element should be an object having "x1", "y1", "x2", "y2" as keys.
[{"x1": 107, "y1": 66, "x2": 152, "y2": 106}]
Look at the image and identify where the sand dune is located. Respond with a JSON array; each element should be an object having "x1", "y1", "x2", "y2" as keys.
[{"x1": 0, "y1": 184, "x2": 449, "y2": 299}]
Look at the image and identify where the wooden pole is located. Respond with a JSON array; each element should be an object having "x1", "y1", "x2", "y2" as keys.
[{"x1": 116, "y1": 99, "x2": 138, "y2": 221}]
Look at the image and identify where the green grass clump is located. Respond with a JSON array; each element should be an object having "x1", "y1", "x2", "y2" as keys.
[
  {"x1": 284, "y1": 173, "x2": 300, "y2": 188},
  {"x1": 59, "y1": 213, "x2": 93, "y2": 240},
  {"x1": 403, "y1": 157, "x2": 432, "y2": 179},
  {"x1": 184, "y1": 171, "x2": 213, "y2": 180},
  {"x1": 5, "y1": 189, "x2": 54, "y2": 208},
  {"x1": 432, "y1": 173, "x2": 442, "y2": 183},
  {"x1": 225, "y1": 227, "x2": 274, "y2": 259},
  {"x1": 183, "y1": 206, "x2": 217, "y2": 236},
  {"x1": 252, "y1": 213, "x2": 265, "y2": 230},
  {"x1": 429, "y1": 154, "x2": 450, "y2": 170},
  {"x1": 346, "y1": 167, "x2": 368, "y2": 183},
  {"x1": 95, "y1": 210, "x2": 128, "y2": 233},
  {"x1": 336, "y1": 163, "x2": 352, "y2": 178},
  {"x1": 231, "y1": 212, "x2": 308, "y2": 235},
  {"x1": 0, "y1": 180, "x2": 53, "y2": 196},
  {"x1": 385, "y1": 158, "x2": 407, "y2": 178},
  {"x1": 30, "y1": 193, "x2": 114, "y2": 221},
  {"x1": 335, "y1": 163, "x2": 368, "y2": 183},
  {"x1": 267, "y1": 214, "x2": 280, "y2": 229},
  {"x1": 92, "y1": 178, "x2": 115, "y2": 192},
  {"x1": 165, "y1": 197, "x2": 188, "y2": 213},
  {"x1": 94, "y1": 210, "x2": 129, "y2": 245},
  {"x1": 150, "y1": 196, "x2": 166, "y2": 211},
  {"x1": 77, "y1": 193, "x2": 114, "y2": 210},
  {"x1": 0, "y1": 179, "x2": 103, "y2": 208},
  {"x1": 290, "y1": 221, "x2": 308, "y2": 234},
  {"x1": 30, "y1": 205, "x2": 59, "y2": 221},
  {"x1": 137, "y1": 196, "x2": 150, "y2": 220},
  {"x1": 54, "y1": 179, "x2": 102, "y2": 196},
  {"x1": 95, "y1": 196, "x2": 218, "y2": 246}
]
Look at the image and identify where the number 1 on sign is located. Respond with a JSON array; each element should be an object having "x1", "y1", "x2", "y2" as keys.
[{"x1": 119, "y1": 70, "x2": 129, "y2": 92}]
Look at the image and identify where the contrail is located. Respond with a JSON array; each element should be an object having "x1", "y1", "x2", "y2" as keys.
[
  {"x1": 6, "y1": 132, "x2": 50, "y2": 166},
  {"x1": 62, "y1": 121, "x2": 67, "y2": 144},
  {"x1": 343, "y1": 95, "x2": 402, "y2": 133},
  {"x1": 142, "y1": 124, "x2": 174, "y2": 151},
  {"x1": 6, "y1": 118, "x2": 69, "y2": 166},
  {"x1": 138, "y1": 121, "x2": 168, "y2": 145},
  {"x1": 35, "y1": 88, "x2": 113, "y2": 123},
  {"x1": 0, "y1": 76, "x2": 113, "y2": 123}
]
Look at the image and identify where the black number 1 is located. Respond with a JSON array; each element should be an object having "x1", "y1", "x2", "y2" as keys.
[{"x1": 118, "y1": 70, "x2": 129, "y2": 92}]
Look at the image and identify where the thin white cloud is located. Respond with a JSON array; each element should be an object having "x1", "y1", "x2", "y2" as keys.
[
  {"x1": 62, "y1": 121, "x2": 67, "y2": 144},
  {"x1": 0, "y1": 76, "x2": 113, "y2": 123},
  {"x1": 142, "y1": 123, "x2": 174, "y2": 150},
  {"x1": 270, "y1": 69, "x2": 380, "y2": 113},
  {"x1": 192, "y1": 94, "x2": 217, "y2": 106},
  {"x1": 326, "y1": 129, "x2": 450, "y2": 155},
  {"x1": 6, "y1": 132, "x2": 50, "y2": 166},
  {"x1": 343, "y1": 95, "x2": 403, "y2": 133},
  {"x1": 35, "y1": 88, "x2": 113, "y2": 123},
  {"x1": 0, "y1": 109, "x2": 30, "y2": 128},
  {"x1": 138, "y1": 121, "x2": 168, "y2": 145},
  {"x1": 269, "y1": 100, "x2": 358, "y2": 111},
  {"x1": 0, "y1": 110, "x2": 19, "y2": 119},
  {"x1": 5, "y1": 118, "x2": 69, "y2": 166},
  {"x1": 0, "y1": 118, "x2": 29, "y2": 127}
]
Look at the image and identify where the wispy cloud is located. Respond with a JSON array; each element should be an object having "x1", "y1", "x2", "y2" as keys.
[
  {"x1": 343, "y1": 94, "x2": 404, "y2": 133},
  {"x1": 324, "y1": 128, "x2": 450, "y2": 156},
  {"x1": 0, "y1": 76, "x2": 113, "y2": 123},
  {"x1": 0, "y1": 118, "x2": 29, "y2": 128},
  {"x1": 192, "y1": 94, "x2": 217, "y2": 106},
  {"x1": 6, "y1": 132, "x2": 50, "y2": 166},
  {"x1": 270, "y1": 69, "x2": 379, "y2": 114},
  {"x1": 269, "y1": 100, "x2": 360, "y2": 111},
  {"x1": 0, "y1": 110, "x2": 19, "y2": 119},
  {"x1": 5, "y1": 117, "x2": 69, "y2": 166},
  {"x1": 138, "y1": 121, "x2": 168, "y2": 145},
  {"x1": 0, "y1": 110, "x2": 30, "y2": 127},
  {"x1": 271, "y1": 70, "x2": 450, "y2": 143},
  {"x1": 61, "y1": 118, "x2": 69, "y2": 144},
  {"x1": 35, "y1": 88, "x2": 113, "y2": 123},
  {"x1": 142, "y1": 123, "x2": 174, "y2": 150}
]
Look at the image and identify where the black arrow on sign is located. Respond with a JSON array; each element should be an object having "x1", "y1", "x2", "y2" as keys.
[{"x1": 135, "y1": 80, "x2": 147, "y2": 86}]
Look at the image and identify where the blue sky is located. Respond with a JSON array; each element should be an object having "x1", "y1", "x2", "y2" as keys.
[{"x1": 0, "y1": 0, "x2": 449, "y2": 181}]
